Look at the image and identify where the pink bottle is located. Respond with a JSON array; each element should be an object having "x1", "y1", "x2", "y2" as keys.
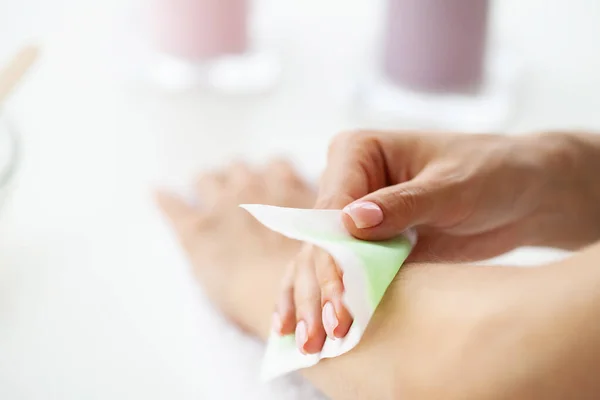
[
  {"x1": 383, "y1": 0, "x2": 489, "y2": 93},
  {"x1": 149, "y1": 0, "x2": 249, "y2": 60},
  {"x1": 138, "y1": 0, "x2": 280, "y2": 93}
]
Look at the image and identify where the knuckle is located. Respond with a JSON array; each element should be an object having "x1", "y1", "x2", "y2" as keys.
[
  {"x1": 320, "y1": 278, "x2": 343, "y2": 298},
  {"x1": 229, "y1": 163, "x2": 253, "y2": 178},
  {"x1": 316, "y1": 251, "x2": 337, "y2": 270},
  {"x1": 330, "y1": 130, "x2": 357, "y2": 146},
  {"x1": 379, "y1": 188, "x2": 419, "y2": 221},
  {"x1": 393, "y1": 187, "x2": 420, "y2": 214},
  {"x1": 236, "y1": 174, "x2": 261, "y2": 190},
  {"x1": 294, "y1": 292, "x2": 320, "y2": 310},
  {"x1": 328, "y1": 130, "x2": 366, "y2": 156},
  {"x1": 196, "y1": 173, "x2": 216, "y2": 184},
  {"x1": 270, "y1": 159, "x2": 296, "y2": 176},
  {"x1": 317, "y1": 255, "x2": 344, "y2": 297},
  {"x1": 279, "y1": 166, "x2": 297, "y2": 180}
]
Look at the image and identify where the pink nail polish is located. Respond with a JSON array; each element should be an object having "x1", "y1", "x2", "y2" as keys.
[
  {"x1": 272, "y1": 312, "x2": 282, "y2": 334},
  {"x1": 295, "y1": 320, "x2": 308, "y2": 352},
  {"x1": 322, "y1": 302, "x2": 339, "y2": 338},
  {"x1": 343, "y1": 201, "x2": 383, "y2": 229}
]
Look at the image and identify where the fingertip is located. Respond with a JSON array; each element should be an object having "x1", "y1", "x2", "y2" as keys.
[
  {"x1": 302, "y1": 322, "x2": 327, "y2": 354},
  {"x1": 154, "y1": 190, "x2": 197, "y2": 226},
  {"x1": 342, "y1": 201, "x2": 384, "y2": 230},
  {"x1": 323, "y1": 300, "x2": 353, "y2": 339},
  {"x1": 294, "y1": 311, "x2": 326, "y2": 354},
  {"x1": 332, "y1": 302, "x2": 353, "y2": 338},
  {"x1": 341, "y1": 211, "x2": 360, "y2": 235},
  {"x1": 322, "y1": 301, "x2": 339, "y2": 338},
  {"x1": 341, "y1": 208, "x2": 382, "y2": 240},
  {"x1": 154, "y1": 190, "x2": 175, "y2": 211},
  {"x1": 342, "y1": 209, "x2": 400, "y2": 241},
  {"x1": 295, "y1": 320, "x2": 308, "y2": 352},
  {"x1": 294, "y1": 312, "x2": 327, "y2": 354}
]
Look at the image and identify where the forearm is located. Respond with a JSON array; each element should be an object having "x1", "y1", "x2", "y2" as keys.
[
  {"x1": 248, "y1": 244, "x2": 600, "y2": 400},
  {"x1": 518, "y1": 131, "x2": 600, "y2": 250},
  {"x1": 513, "y1": 241, "x2": 600, "y2": 399}
]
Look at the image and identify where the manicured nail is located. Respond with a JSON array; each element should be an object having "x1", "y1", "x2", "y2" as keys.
[
  {"x1": 343, "y1": 201, "x2": 383, "y2": 229},
  {"x1": 322, "y1": 302, "x2": 339, "y2": 338},
  {"x1": 295, "y1": 320, "x2": 308, "y2": 352},
  {"x1": 272, "y1": 312, "x2": 282, "y2": 334}
]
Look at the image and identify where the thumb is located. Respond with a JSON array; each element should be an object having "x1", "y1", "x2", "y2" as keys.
[{"x1": 342, "y1": 179, "x2": 448, "y2": 241}]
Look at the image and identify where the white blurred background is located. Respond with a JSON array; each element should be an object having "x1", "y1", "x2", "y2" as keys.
[{"x1": 0, "y1": 0, "x2": 599, "y2": 399}]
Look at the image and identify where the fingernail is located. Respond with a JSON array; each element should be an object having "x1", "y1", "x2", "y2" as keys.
[
  {"x1": 272, "y1": 312, "x2": 282, "y2": 334},
  {"x1": 295, "y1": 320, "x2": 308, "y2": 352},
  {"x1": 322, "y1": 302, "x2": 339, "y2": 338},
  {"x1": 343, "y1": 201, "x2": 383, "y2": 229}
]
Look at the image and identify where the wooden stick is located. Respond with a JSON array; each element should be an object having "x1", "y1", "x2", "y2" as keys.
[{"x1": 0, "y1": 45, "x2": 39, "y2": 105}]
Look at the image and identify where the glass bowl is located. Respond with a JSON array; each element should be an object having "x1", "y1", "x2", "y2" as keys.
[{"x1": 0, "y1": 113, "x2": 19, "y2": 214}]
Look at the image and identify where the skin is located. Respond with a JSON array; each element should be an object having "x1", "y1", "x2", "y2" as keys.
[
  {"x1": 274, "y1": 131, "x2": 600, "y2": 354},
  {"x1": 157, "y1": 157, "x2": 600, "y2": 399}
]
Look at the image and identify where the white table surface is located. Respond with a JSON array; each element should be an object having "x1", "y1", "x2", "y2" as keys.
[{"x1": 0, "y1": 0, "x2": 598, "y2": 398}]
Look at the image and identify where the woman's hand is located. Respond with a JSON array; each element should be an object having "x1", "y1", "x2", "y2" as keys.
[{"x1": 274, "y1": 130, "x2": 600, "y2": 353}]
